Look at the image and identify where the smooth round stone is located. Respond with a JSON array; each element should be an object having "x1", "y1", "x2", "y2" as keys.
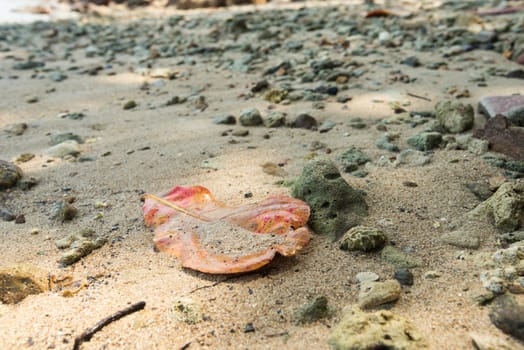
[
  {"x1": 356, "y1": 271, "x2": 379, "y2": 284},
  {"x1": 394, "y1": 268, "x2": 414, "y2": 286}
]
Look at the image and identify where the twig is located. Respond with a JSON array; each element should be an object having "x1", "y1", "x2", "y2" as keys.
[
  {"x1": 406, "y1": 92, "x2": 431, "y2": 102},
  {"x1": 187, "y1": 276, "x2": 235, "y2": 294},
  {"x1": 72, "y1": 301, "x2": 146, "y2": 350}
]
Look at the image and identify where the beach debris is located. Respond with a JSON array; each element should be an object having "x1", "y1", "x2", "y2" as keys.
[{"x1": 142, "y1": 185, "x2": 311, "y2": 274}]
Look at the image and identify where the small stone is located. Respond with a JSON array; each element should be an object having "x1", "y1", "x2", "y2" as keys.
[
  {"x1": 56, "y1": 229, "x2": 107, "y2": 266},
  {"x1": 478, "y1": 96, "x2": 524, "y2": 126},
  {"x1": 393, "y1": 150, "x2": 431, "y2": 167},
  {"x1": 424, "y1": 271, "x2": 441, "y2": 279},
  {"x1": 4, "y1": 123, "x2": 27, "y2": 136},
  {"x1": 473, "y1": 115, "x2": 524, "y2": 160},
  {"x1": 336, "y1": 147, "x2": 370, "y2": 173},
  {"x1": 213, "y1": 114, "x2": 236, "y2": 125},
  {"x1": 16, "y1": 153, "x2": 35, "y2": 163},
  {"x1": 172, "y1": 297, "x2": 204, "y2": 324},
  {"x1": 261, "y1": 162, "x2": 287, "y2": 177},
  {"x1": 381, "y1": 245, "x2": 421, "y2": 268},
  {"x1": 435, "y1": 100, "x2": 474, "y2": 133},
  {"x1": 123, "y1": 100, "x2": 137, "y2": 110},
  {"x1": 14, "y1": 214, "x2": 25, "y2": 224},
  {"x1": 239, "y1": 108, "x2": 263, "y2": 126},
  {"x1": 339, "y1": 226, "x2": 387, "y2": 252},
  {"x1": 407, "y1": 132, "x2": 442, "y2": 151},
  {"x1": 48, "y1": 72, "x2": 67, "y2": 82},
  {"x1": 0, "y1": 264, "x2": 48, "y2": 304},
  {"x1": 251, "y1": 79, "x2": 269, "y2": 93},
  {"x1": 329, "y1": 306, "x2": 428, "y2": 350},
  {"x1": 50, "y1": 132, "x2": 83, "y2": 146},
  {"x1": 264, "y1": 89, "x2": 288, "y2": 103},
  {"x1": 0, "y1": 204, "x2": 15, "y2": 221},
  {"x1": 59, "y1": 112, "x2": 85, "y2": 120},
  {"x1": 489, "y1": 294, "x2": 524, "y2": 341},
  {"x1": 294, "y1": 296, "x2": 333, "y2": 324},
  {"x1": 0, "y1": 160, "x2": 23, "y2": 189},
  {"x1": 441, "y1": 230, "x2": 481, "y2": 249},
  {"x1": 51, "y1": 200, "x2": 78, "y2": 222},
  {"x1": 26, "y1": 96, "x2": 38, "y2": 104},
  {"x1": 12, "y1": 61, "x2": 44, "y2": 70},
  {"x1": 466, "y1": 182, "x2": 493, "y2": 201},
  {"x1": 318, "y1": 120, "x2": 336, "y2": 133},
  {"x1": 394, "y1": 268, "x2": 414, "y2": 286},
  {"x1": 375, "y1": 132, "x2": 399, "y2": 152},
  {"x1": 263, "y1": 111, "x2": 286, "y2": 128},
  {"x1": 46, "y1": 140, "x2": 80, "y2": 158},
  {"x1": 244, "y1": 323, "x2": 255, "y2": 333},
  {"x1": 401, "y1": 56, "x2": 421, "y2": 67},
  {"x1": 289, "y1": 113, "x2": 318, "y2": 130},
  {"x1": 231, "y1": 129, "x2": 249, "y2": 137},
  {"x1": 355, "y1": 272, "x2": 379, "y2": 284},
  {"x1": 358, "y1": 280, "x2": 401, "y2": 309}
]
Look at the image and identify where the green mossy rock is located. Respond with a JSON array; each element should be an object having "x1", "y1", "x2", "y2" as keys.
[
  {"x1": 291, "y1": 158, "x2": 368, "y2": 241},
  {"x1": 435, "y1": 100, "x2": 474, "y2": 133}
]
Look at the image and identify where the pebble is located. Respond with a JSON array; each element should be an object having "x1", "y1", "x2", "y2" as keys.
[
  {"x1": 339, "y1": 226, "x2": 387, "y2": 252},
  {"x1": 424, "y1": 271, "x2": 441, "y2": 279},
  {"x1": 381, "y1": 245, "x2": 421, "y2": 269},
  {"x1": 50, "y1": 200, "x2": 78, "y2": 222},
  {"x1": 466, "y1": 182, "x2": 493, "y2": 201},
  {"x1": 294, "y1": 296, "x2": 332, "y2": 325},
  {"x1": 394, "y1": 268, "x2": 414, "y2": 286},
  {"x1": 358, "y1": 280, "x2": 401, "y2": 309},
  {"x1": 231, "y1": 129, "x2": 249, "y2": 137},
  {"x1": 0, "y1": 203, "x2": 15, "y2": 221},
  {"x1": 355, "y1": 271, "x2": 379, "y2": 284},
  {"x1": 336, "y1": 147, "x2": 370, "y2": 173},
  {"x1": 394, "y1": 149, "x2": 432, "y2": 167},
  {"x1": 59, "y1": 112, "x2": 85, "y2": 120},
  {"x1": 407, "y1": 131, "x2": 442, "y2": 151},
  {"x1": 48, "y1": 71, "x2": 67, "y2": 82},
  {"x1": 239, "y1": 108, "x2": 263, "y2": 126},
  {"x1": 318, "y1": 120, "x2": 336, "y2": 133},
  {"x1": 50, "y1": 132, "x2": 83, "y2": 146},
  {"x1": 4, "y1": 123, "x2": 27, "y2": 136},
  {"x1": 441, "y1": 230, "x2": 480, "y2": 249},
  {"x1": 0, "y1": 160, "x2": 23, "y2": 189},
  {"x1": 401, "y1": 56, "x2": 421, "y2": 67},
  {"x1": 55, "y1": 228, "x2": 107, "y2": 266},
  {"x1": 289, "y1": 113, "x2": 318, "y2": 130},
  {"x1": 263, "y1": 111, "x2": 286, "y2": 128},
  {"x1": 46, "y1": 140, "x2": 80, "y2": 158},
  {"x1": 375, "y1": 132, "x2": 399, "y2": 152},
  {"x1": 213, "y1": 114, "x2": 236, "y2": 125},
  {"x1": 123, "y1": 100, "x2": 137, "y2": 110},
  {"x1": 489, "y1": 294, "x2": 524, "y2": 341}
]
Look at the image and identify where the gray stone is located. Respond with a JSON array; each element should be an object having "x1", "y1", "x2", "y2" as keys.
[
  {"x1": 50, "y1": 132, "x2": 83, "y2": 146},
  {"x1": 501, "y1": 231, "x2": 524, "y2": 244},
  {"x1": 339, "y1": 226, "x2": 387, "y2": 252},
  {"x1": 394, "y1": 149, "x2": 432, "y2": 167},
  {"x1": 294, "y1": 296, "x2": 333, "y2": 325},
  {"x1": 51, "y1": 200, "x2": 78, "y2": 222},
  {"x1": 4, "y1": 123, "x2": 27, "y2": 136},
  {"x1": 56, "y1": 229, "x2": 107, "y2": 266},
  {"x1": 466, "y1": 182, "x2": 493, "y2": 201},
  {"x1": 435, "y1": 100, "x2": 474, "y2": 133},
  {"x1": 289, "y1": 113, "x2": 318, "y2": 130},
  {"x1": 291, "y1": 158, "x2": 368, "y2": 241},
  {"x1": 375, "y1": 132, "x2": 399, "y2": 152},
  {"x1": 48, "y1": 72, "x2": 67, "y2": 82},
  {"x1": 0, "y1": 160, "x2": 23, "y2": 189},
  {"x1": 394, "y1": 268, "x2": 414, "y2": 286},
  {"x1": 329, "y1": 306, "x2": 428, "y2": 350},
  {"x1": 336, "y1": 147, "x2": 370, "y2": 173},
  {"x1": 358, "y1": 280, "x2": 401, "y2": 308},
  {"x1": 46, "y1": 140, "x2": 80, "y2": 158},
  {"x1": 489, "y1": 294, "x2": 524, "y2": 341},
  {"x1": 355, "y1": 272, "x2": 379, "y2": 284},
  {"x1": 319, "y1": 120, "x2": 336, "y2": 133},
  {"x1": 469, "y1": 182, "x2": 524, "y2": 231},
  {"x1": 441, "y1": 230, "x2": 481, "y2": 249},
  {"x1": 381, "y1": 245, "x2": 421, "y2": 268},
  {"x1": 213, "y1": 114, "x2": 236, "y2": 125},
  {"x1": 263, "y1": 111, "x2": 286, "y2": 128},
  {"x1": 407, "y1": 132, "x2": 442, "y2": 151},
  {"x1": 239, "y1": 108, "x2": 263, "y2": 126},
  {"x1": 478, "y1": 95, "x2": 524, "y2": 126}
]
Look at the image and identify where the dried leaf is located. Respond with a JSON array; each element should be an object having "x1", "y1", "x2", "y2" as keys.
[{"x1": 142, "y1": 186, "x2": 311, "y2": 274}]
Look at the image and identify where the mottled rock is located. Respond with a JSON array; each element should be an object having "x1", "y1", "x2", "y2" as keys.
[
  {"x1": 401, "y1": 56, "x2": 421, "y2": 67},
  {"x1": 394, "y1": 268, "x2": 414, "y2": 286},
  {"x1": 289, "y1": 113, "x2": 318, "y2": 130},
  {"x1": 294, "y1": 296, "x2": 333, "y2": 324},
  {"x1": 263, "y1": 111, "x2": 286, "y2": 128},
  {"x1": 213, "y1": 114, "x2": 236, "y2": 125},
  {"x1": 12, "y1": 61, "x2": 44, "y2": 70},
  {"x1": 478, "y1": 96, "x2": 524, "y2": 126},
  {"x1": 381, "y1": 245, "x2": 421, "y2": 268},
  {"x1": 172, "y1": 297, "x2": 204, "y2": 324},
  {"x1": 489, "y1": 294, "x2": 524, "y2": 341},
  {"x1": 469, "y1": 181, "x2": 524, "y2": 231},
  {"x1": 441, "y1": 230, "x2": 481, "y2": 249},
  {"x1": 319, "y1": 120, "x2": 336, "y2": 133},
  {"x1": 473, "y1": 115, "x2": 524, "y2": 161},
  {"x1": 407, "y1": 132, "x2": 442, "y2": 151},
  {"x1": 375, "y1": 132, "x2": 400, "y2": 152},
  {"x1": 358, "y1": 280, "x2": 401, "y2": 309},
  {"x1": 394, "y1": 149, "x2": 432, "y2": 167},
  {"x1": 0, "y1": 264, "x2": 48, "y2": 304},
  {"x1": 0, "y1": 160, "x2": 23, "y2": 189},
  {"x1": 291, "y1": 158, "x2": 368, "y2": 241},
  {"x1": 329, "y1": 306, "x2": 428, "y2": 350},
  {"x1": 51, "y1": 200, "x2": 78, "y2": 222},
  {"x1": 264, "y1": 89, "x2": 288, "y2": 103},
  {"x1": 56, "y1": 229, "x2": 107, "y2": 266},
  {"x1": 239, "y1": 108, "x2": 263, "y2": 126},
  {"x1": 340, "y1": 226, "x2": 387, "y2": 252},
  {"x1": 336, "y1": 147, "x2": 370, "y2": 173},
  {"x1": 435, "y1": 100, "x2": 474, "y2": 133}
]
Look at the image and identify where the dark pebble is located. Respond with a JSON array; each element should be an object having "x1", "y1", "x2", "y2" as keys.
[
  {"x1": 0, "y1": 204, "x2": 15, "y2": 221},
  {"x1": 14, "y1": 214, "x2": 25, "y2": 224},
  {"x1": 401, "y1": 56, "x2": 421, "y2": 67},
  {"x1": 402, "y1": 181, "x2": 418, "y2": 188},
  {"x1": 489, "y1": 294, "x2": 524, "y2": 341},
  {"x1": 394, "y1": 268, "x2": 414, "y2": 286},
  {"x1": 244, "y1": 323, "x2": 255, "y2": 333},
  {"x1": 289, "y1": 113, "x2": 318, "y2": 130}
]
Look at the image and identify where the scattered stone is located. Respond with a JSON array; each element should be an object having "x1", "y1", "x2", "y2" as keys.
[
  {"x1": 435, "y1": 100, "x2": 474, "y2": 133},
  {"x1": 0, "y1": 203, "x2": 15, "y2": 221},
  {"x1": 12, "y1": 61, "x2": 44, "y2": 70},
  {"x1": 244, "y1": 323, "x2": 255, "y2": 333},
  {"x1": 263, "y1": 111, "x2": 286, "y2": 128},
  {"x1": 231, "y1": 129, "x2": 249, "y2": 137},
  {"x1": 381, "y1": 245, "x2": 421, "y2": 268},
  {"x1": 423, "y1": 270, "x2": 441, "y2": 279},
  {"x1": 441, "y1": 230, "x2": 480, "y2": 249},
  {"x1": 251, "y1": 79, "x2": 269, "y2": 93},
  {"x1": 394, "y1": 149, "x2": 432, "y2": 167},
  {"x1": 318, "y1": 120, "x2": 336, "y2": 133},
  {"x1": 16, "y1": 153, "x2": 35, "y2": 163},
  {"x1": 59, "y1": 112, "x2": 85, "y2": 120},
  {"x1": 261, "y1": 162, "x2": 287, "y2": 177},
  {"x1": 358, "y1": 280, "x2": 401, "y2": 308},
  {"x1": 289, "y1": 113, "x2": 318, "y2": 130},
  {"x1": 407, "y1": 131, "x2": 442, "y2": 151},
  {"x1": 46, "y1": 140, "x2": 80, "y2": 158},
  {"x1": 294, "y1": 296, "x2": 333, "y2": 325},
  {"x1": 239, "y1": 108, "x2": 263, "y2": 126},
  {"x1": 213, "y1": 114, "x2": 236, "y2": 125},
  {"x1": 0, "y1": 264, "x2": 48, "y2": 304},
  {"x1": 401, "y1": 56, "x2": 421, "y2": 67},
  {"x1": 474, "y1": 115, "x2": 524, "y2": 161},
  {"x1": 55, "y1": 228, "x2": 107, "y2": 266},
  {"x1": 291, "y1": 158, "x2": 368, "y2": 241},
  {"x1": 402, "y1": 181, "x2": 418, "y2": 188},
  {"x1": 329, "y1": 306, "x2": 428, "y2": 350},
  {"x1": 339, "y1": 226, "x2": 387, "y2": 252},
  {"x1": 172, "y1": 297, "x2": 204, "y2": 324},
  {"x1": 355, "y1": 272, "x2": 379, "y2": 284},
  {"x1": 165, "y1": 96, "x2": 187, "y2": 106},
  {"x1": 4, "y1": 123, "x2": 27, "y2": 136},
  {"x1": 26, "y1": 96, "x2": 38, "y2": 103},
  {"x1": 50, "y1": 200, "x2": 78, "y2": 222},
  {"x1": 466, "y1": 182, "x2": 493, "y2": 201},
  {"x1": 468, "y1": 181, "x2": 524, "y2": 231},
  {"x1": 489, "y1": 294, "x2": 524, "y2": 341},
  {"x1": 375, "y1": 132, "x2": 399, "y2": 152},
  {"x1": 123, "y1": 100, "x2": 137, "y2": 110},
  {"x1": 14, "y1": 214, "x2": 25, "y2": 224},
  {"x1": 48, "y1": 72, "x2": 67, "y2": 82},
  {"x1": 336, "y1": 147, "x2": 370, "y2": 173},
  {"x1": 50, "y1": 132, "x2": 83, "y2": 146},
  {"x1": 0, "y1": 160, "x2": 23, "y2": 189},
  {"x1": 394, "y1": 268, "x2": 414, "y2": 286},
  {"x1": 264, "y1": 89, "x2": 288, "y2": 103},
  {"x1": 478, "y1": 96, "x2": 524, "y2": 126}
]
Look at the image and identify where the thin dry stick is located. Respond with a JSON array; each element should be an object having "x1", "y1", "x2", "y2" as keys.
[
  {"x1": 142, "y1": 193, "x2": 212, "y2": 221},
  {"x1": 406, "y1": 92, "x2": 431, "y2": 102},
  {"x1": 187, "y1": 276, "x2": 235, "y2": 294},
  {"x1": 72, "y1": 301, "x2": 146, "y2": 350}
]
